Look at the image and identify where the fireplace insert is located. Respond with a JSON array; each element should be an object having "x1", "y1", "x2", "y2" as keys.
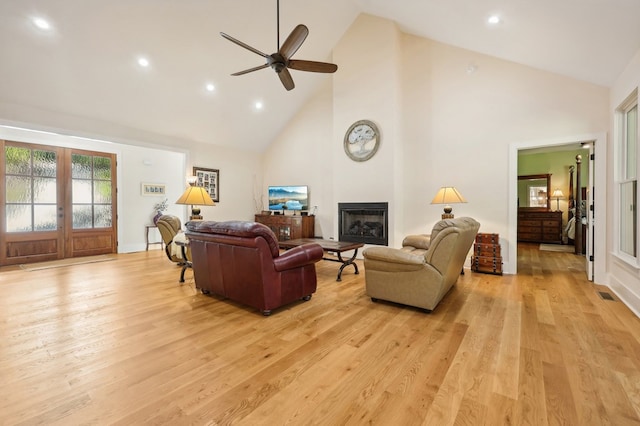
[{"x1": 338, "y1": 202, "x2": 388, "y2": 246}]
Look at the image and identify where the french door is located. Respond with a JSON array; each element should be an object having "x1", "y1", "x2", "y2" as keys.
[{"x1": 1, "y1": 140, "x2": 117, "y2": 266}]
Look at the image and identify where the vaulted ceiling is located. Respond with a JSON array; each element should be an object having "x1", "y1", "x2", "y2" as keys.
[{"x1": 1, "y1": 0, "x2": 639, "y2": 152}]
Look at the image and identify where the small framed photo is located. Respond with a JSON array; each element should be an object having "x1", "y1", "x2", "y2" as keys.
[
  {"x1": 193, "y1": 167, "x2": 219, "y2": 202},
  {"x1": 141, "y1": 183, "x2": 166, "y2": 196}
]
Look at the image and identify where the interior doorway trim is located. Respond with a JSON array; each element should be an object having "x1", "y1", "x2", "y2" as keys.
[{"x1": 508, "y1": 132, "x2": 607, "y2": 284}]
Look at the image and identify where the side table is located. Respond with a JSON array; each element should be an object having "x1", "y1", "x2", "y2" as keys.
[
  {"x1": 173, "y1": 233, "x2": 192, "y2": 283},
  {"x1": 145, "y1": 225, "x2": 163, "y2": 251}
]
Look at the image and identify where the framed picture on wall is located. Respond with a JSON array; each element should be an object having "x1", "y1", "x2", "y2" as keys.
[
  {"x1": 193, "y1": 166, "x2": 219, "y2": 202},
  {"x1": 141, "y1": 182, "x2": 166, "y2": 196}
]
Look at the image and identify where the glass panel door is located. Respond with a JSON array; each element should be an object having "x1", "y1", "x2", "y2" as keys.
[
  {"x1": 5, "y1": 145, "x2": 58, "y2": 232},
  {"x1": 71, "y1": 153, "x2": 113, "y2": 229},
  {"x1": 1, "y1": 141, "x2": 117, "y2": 266}
]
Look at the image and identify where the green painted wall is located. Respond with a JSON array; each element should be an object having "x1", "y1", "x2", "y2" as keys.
[{"x1": 518, "y1": 148, "x2": 590, "y2": 228}]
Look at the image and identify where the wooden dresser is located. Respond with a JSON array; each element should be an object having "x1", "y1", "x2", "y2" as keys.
[
  {"x1": 517, "y1": 210, "x2": 563, "y2": 244},
  {"x1": 255, "y1": 214, "x2": 315, "y2": 241}
]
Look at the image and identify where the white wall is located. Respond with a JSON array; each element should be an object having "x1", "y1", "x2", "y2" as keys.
[
  {"x1": 0, "y1": 124, "x2": 187, "y2": 253},
  {"x1": 332, "y1": 15, "x2": 402, "y2": 246},
  {"x1": 262, "y1": 14, "x2": 610, "y2": 273},
  {"x1": 609, "y1": 48, "x2": 640, "y2": 316},
  {"x1": 0, "y1": 121, "x2": 262, "y2": 253},
  {"x1": 186, "y1": 141, "x2": 262, "y2": 223},
  {"x1": 261, "y1": 79, "x2": 334, "y2": 237}
]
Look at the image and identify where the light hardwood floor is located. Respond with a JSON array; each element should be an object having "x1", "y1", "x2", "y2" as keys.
[{"x1": 1, "y1": 244, "x2": 639, "y2": 425}]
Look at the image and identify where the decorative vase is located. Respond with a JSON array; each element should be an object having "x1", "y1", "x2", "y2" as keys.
[{"x1": 153, "y1": 211, "x2": 163, "y2": 225}]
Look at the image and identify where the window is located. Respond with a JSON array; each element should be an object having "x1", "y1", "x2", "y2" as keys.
[{"x1": 617, "y1": 92, "x2": 638, "y2": 258}]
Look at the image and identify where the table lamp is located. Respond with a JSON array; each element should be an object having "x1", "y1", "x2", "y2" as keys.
[
  {"x1": 176, "y1": 181, "x2": 215, "y2": 220},
  {"x1": 431, "y1": 186, "x2": 467, "y2": 219},
  {"x1": 552, "y1": 188, "x2": 564, "y2": 211}
]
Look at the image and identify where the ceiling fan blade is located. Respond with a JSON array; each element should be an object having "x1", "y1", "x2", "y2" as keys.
[
  {"x1": 220, "y1": 32, "x2": 268, "y2": 58},
  {"x1": 288, "y1": 59, "x2": 338, "y2": 73},
  {"x1": 279, "y1": 24, "x2": 309, "y2": 59},
  {"x1": 278, "y1": 67, "x2": 295, "y2": 91},
  {"x1": 231, "y1": 63, "x2": 269, "y2": 76}
]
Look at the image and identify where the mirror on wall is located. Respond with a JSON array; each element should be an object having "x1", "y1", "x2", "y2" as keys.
[{"x1": 518, "y1": 174, "x2": 551, "y2": 210}]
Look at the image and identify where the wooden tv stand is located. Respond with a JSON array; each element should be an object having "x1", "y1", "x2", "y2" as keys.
[{"x1": 255, "y1": 214, "x2": 315, "y2": 241}]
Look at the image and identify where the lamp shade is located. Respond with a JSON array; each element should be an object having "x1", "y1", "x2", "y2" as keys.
[
  {"x1": 431, "y1": 187, "x2": 467, "y2": 205},
  {"x1": 552, "y1": 188, "x2": 564, "y2": 211},
  {"x1": 175, "y1": 186, "x2": 215, "y2": 206},
  {"x1": 431, "y1": 186, "x2": 467, "y2": 218}
]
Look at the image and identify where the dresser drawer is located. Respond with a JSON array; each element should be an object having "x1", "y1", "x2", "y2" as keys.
[
  {"x1": 520, "y1": 220, "x2": 541, "y2": 227},
  {"x1": 518, "y1": 231, "x2": 542, "y2": 241}
]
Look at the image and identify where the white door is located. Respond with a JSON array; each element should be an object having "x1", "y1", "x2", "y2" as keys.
[{"x1": 585, "y1": 143, "x2": 595, "y2": 281}]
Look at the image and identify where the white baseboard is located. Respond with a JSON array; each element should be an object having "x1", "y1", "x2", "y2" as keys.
[{"x1": 609, "y1": 276, "x2": 640, "y2": 319}]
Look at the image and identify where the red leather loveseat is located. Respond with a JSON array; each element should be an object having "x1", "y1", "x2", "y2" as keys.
[{"x1": 185, "y1": 220, "x2": 323, "y2": 315}]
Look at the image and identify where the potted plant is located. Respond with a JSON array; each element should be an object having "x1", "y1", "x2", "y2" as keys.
[{"x1": 153, "y1": 198, "x2": 168, "y2": 224}]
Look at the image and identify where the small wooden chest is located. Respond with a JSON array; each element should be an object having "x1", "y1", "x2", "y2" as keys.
[
  {"x1": 473, "y1": 243, "x2": 501, "y2": 257},
  {"x1": 470, "y1": 233, "x2": 503, "y2": 275},
  {"x1": 470, "y1": 255, "x2": 503, "y2": 275},
  {"x1": 475, "y1": 233, "x2": 500, "y2": 244}
]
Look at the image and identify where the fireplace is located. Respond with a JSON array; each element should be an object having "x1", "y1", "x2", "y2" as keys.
[{"x1": 338, "y1": 202, "x2": 388, "y2": 246}]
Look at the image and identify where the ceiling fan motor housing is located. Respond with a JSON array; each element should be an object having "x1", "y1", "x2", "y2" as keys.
[{"x1": 268, "y1": 53, "x2": 287, "y2": 73}]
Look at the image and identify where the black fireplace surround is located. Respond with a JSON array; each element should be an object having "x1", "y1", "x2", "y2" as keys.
[{"x1": 338, "y1": 202, "x2": 388, "y2": 246}]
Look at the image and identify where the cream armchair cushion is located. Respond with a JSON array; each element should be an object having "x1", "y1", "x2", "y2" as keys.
[{"x1": 363, "y1": 217, "x2": 480, "y2": 312}]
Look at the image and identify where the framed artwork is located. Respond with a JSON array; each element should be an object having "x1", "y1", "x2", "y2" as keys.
[
  {"x1": 193, "y1": 166, "x2": 219, "y2": 202},
  {"x1": 141, "y1": 183, "x2": 166, "y2": 196}
]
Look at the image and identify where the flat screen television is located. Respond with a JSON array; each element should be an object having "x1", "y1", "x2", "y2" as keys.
[{"x1": 268, "y1": 185, "x2": 309, "y2": 211}]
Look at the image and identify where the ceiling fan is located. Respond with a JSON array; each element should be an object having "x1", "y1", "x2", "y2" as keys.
[{"x1": 220, "y1": 0, "x2": 338, "y2": 91}]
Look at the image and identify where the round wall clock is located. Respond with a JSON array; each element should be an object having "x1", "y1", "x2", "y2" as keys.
[{"x1": 344, "y1": 120, "x2": 380, "y2": 162}]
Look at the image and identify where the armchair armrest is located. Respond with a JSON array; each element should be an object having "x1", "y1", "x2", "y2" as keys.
[
  {"x1": 274, "y1": 243, "x2": 324, "y2": 272},
  {"x1": 402, "y1": 234, "x2": 431, "y2": 250},
  {"x1": 363, "y1": 246, "x2": 426, "y2": 266}
]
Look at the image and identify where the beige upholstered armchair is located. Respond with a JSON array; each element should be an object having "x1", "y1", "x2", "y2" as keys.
[
  {"x1": 156, "y1": 215, "x2": 191, "y2": 264},
  {"x1": 363, "y1": 217, "x2": 480, "y2": 312}
]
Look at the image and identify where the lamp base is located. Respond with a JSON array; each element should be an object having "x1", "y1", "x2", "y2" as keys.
[
  {"x1": 189, "y1": 215, "x2": 203, "y2": 221},
  {"x1": 442, "y1": 205, "x2": 454, "y2": 220}
]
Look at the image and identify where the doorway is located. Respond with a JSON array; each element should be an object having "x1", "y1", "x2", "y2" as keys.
[
  {"x1": 508, "y1": 132, "x2": 606, "y2": 283},
  {"x1": 1, "y1": 140, "x2": 118, "y2": 266}
]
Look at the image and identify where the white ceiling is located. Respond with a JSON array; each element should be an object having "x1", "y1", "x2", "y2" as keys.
[{"x1": 1, "y1": 0, "x2": 639, "y2": 152}]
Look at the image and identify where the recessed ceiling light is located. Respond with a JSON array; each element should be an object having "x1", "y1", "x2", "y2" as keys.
[
  {"x1": 487, "y1": 15, "x2": 501, "y2": 25},
  {"x1": 137, "y1": 57, "x2": 150, "y2": 68},
  {"x1": 255, "y1": 101, "x2": 263, "y2": 110},
  {"x1": 206, "y1": 83, "x2": 215, "y2": 92},
  {"x1": 32, "y1": 17, "x2": 51, "y2": 31}
]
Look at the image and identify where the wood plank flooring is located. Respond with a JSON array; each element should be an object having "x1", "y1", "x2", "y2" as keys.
[{"x1": 1, "y1": 243, "x2": 639, "y2": 425}]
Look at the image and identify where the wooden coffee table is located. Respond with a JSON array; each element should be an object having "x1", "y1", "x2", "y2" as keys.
[{"x1": 278, "y1": 238, "x2": 364, "y2": 281}]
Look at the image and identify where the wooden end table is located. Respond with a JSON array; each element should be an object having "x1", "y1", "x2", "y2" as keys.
[
  {"x1": 278, "y1": 238, "x2": 364, "y2": 281},
  {"x1": 145, "y1": 224, "x2": 163, "y2": 251}
]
